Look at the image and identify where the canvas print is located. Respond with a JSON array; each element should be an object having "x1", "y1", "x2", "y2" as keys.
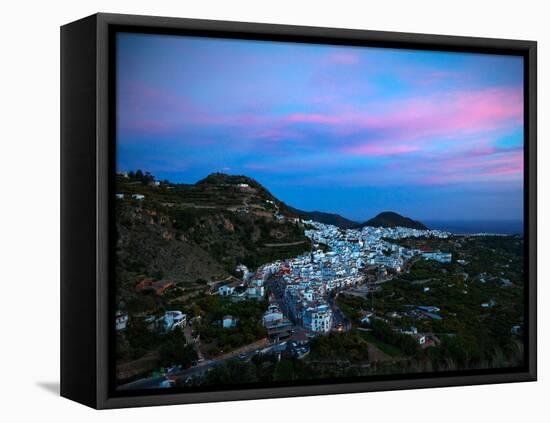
[{"x1": 113, "y1": 32, "x2": 525, "y2": 391}]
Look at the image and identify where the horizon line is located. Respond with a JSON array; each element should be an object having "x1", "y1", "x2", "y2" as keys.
[{"x1": 116, "y1": 169, "x2": 523, "y2": 225}]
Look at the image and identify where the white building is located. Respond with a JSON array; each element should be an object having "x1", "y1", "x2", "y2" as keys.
[
  {"x1": 115, "y1": 311, "x2": 128, "y2": 331},
  {"x1": 422, "y1": 251, "x2": 452, "y2": 263},
  {"x1": 309, "y1": 305, "x2": 332, "y2": 333},
  {"x1": 263, "y1": 304, "x2": 284, "y2": 326},
  {"x1": 235, "y1": 264, "x2": 250, "y2": 280},
  {"x1": 218, "y1": 285, "x2": 236, "y2": 296},
  {"x1": 160, "y1": 310, "x2": 186, "y2": 332},
  {"x1": 131, "y1": 194, "x2": 145, "y2": 201},
  {"x1": 223, "y1": 315, "x2": 237, "y2": 328},
  {"x1": 115, "y1": 193, "x2": 124, "y2": 200},
  {"x1": 246, "y1": 285, "x2": 264, "y2": 299}
]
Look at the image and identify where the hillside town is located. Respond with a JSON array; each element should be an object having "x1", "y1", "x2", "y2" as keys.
[
  {"x1": 117, "y1": 218, "x2": 457, "y2": 388},
  {"x1": 113, "y1": 173, "x2": 526, "y2": 390},
  {"x1": 212, "y1": 220, "x2": 452, "y2": 339}
]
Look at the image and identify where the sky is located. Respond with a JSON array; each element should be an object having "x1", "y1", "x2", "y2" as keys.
[{"x1": 116, "y1": 32, "x2": 524, "y2": 223}]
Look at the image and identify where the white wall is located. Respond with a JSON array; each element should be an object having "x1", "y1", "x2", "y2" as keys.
[{"x1": 1, "y1": 0, "x2": 547, "y2": 421}]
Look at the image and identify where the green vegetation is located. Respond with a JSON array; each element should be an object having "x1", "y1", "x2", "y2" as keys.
[
  {"x1": 273, "y1": 357, "x2": 309, "y2": 381},
  {"x1": 127, "y1": 169, "x2": 156, "y2": 185},
  {"x1": 116, "y1": 323, "x2": 160, "y2": 361},
  {"x1": 125, "y1": 294, "x2": 157, "y2": 315},
  {"x1": 399, "y1": 258, "x2": 446, "y2": 281},
  {"x1": 115, "y1": 170, "x2": 312, "y2": 378},
  {"x1": 115, "y1": 171, "x2": 310, "y2": 280},
  {"x1": 202, "y1": 360, "x2": 260, "y2": 385},
  {"x1": 192, "y1": 296, "x2": 267, "y2": 356},
  {"x1": 308, "y1": 332, "x2": 370, "y2": 363},
  {"x1": 115, "y1": 171, "x2": 526, "y2": 386},
  {"x1": 336, "y1": 235, "x2": 524, "y2": 371},
  {"x1": 336, "y1": 295, "x2": 371, "y2": 324},
  {"x1": 369, "y1": 320, "x2": 419, "y2": 356},
  {"x1": 182, "y1": 354, "x2": 306, "y2": 387},
  {"x1": 359, "y1": 332, "x2": 402, "y2": 357},
  {"x1": 116, "y1": 323, "x2": 196, "y2": 369},
  {"x1": 158, "y1": 328, "x2": 198, "y2": 368}
]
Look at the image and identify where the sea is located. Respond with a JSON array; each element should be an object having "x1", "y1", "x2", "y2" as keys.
[{"x1": 422, "y1": 220, "x2": 524, "y2": 235}]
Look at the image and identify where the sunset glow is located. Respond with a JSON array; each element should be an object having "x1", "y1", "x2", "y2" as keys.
[{"x1": 116, "y1": 33, "x2": 524, "y2": 222}]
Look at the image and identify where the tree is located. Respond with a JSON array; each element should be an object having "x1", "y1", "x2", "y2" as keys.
[
  {"x1": 159, "y1": 329, "x2": 198, "y2": 368},
  {"x1": 203, "y1": 360, "x2": 258, "y2": 385},
  {"x1": 142, "y1": 171, "x2": 155, "y2": 185},
  {"x1": 273, "y1": 358, "x2": 306, "y2": 381},
  {"x1": 273, "y1": 359, "x2": 295, "y2": 381},
  {"x1": 126, "y1": 295, "x2": 157, "y2": 314},
  {"x1": 370, "y1": 320, "x2": 420, "y2": 356}
]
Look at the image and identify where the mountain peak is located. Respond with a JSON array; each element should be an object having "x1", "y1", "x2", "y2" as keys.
[
  {"x1": 196, "y1": 173, "x2": 256, "y2": 186},
  {"x1": 285, "y1": 205, "x2": 360, "y2": 229},
  {"x1": 362, "y1": 211, "x2": 428, "y2": 230}
]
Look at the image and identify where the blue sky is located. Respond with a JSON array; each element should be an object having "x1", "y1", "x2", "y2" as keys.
[{"x1": 116, "y1": 32, "x2": 524, "y2": 222}]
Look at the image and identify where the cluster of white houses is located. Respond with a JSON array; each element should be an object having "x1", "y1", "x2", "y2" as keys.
[
  {"x1": 116, "y1": 310, "x2": 187, "y2": 333},
  {"x1": 304, "y1": 220, "x2": 452, "y2": 271},
  {"x1": 119, "y1": 218, "x2": 452, "y2": 340},
  {"x1": 280, "y1": 221, "x2": 452, "y2": 334},
  {"x1": 116, "y1": 193, "x2": 145, "y2": 201},
  {"x1": 211, "y1": 220, "x2": 452, "y2": 337},
  {"x1": 215, "y1": 262, "x2": 280, "y2": 300}
]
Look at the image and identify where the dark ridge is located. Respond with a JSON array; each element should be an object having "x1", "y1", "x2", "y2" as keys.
[
  {"x1": 361, "y1": 211, "x2": 428, "y2": 230},
  {"x1": 285, "y1": 205, "x2": 360, "y2": 229}
]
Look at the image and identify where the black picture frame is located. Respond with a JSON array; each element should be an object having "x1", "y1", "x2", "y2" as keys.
[{"x1": 61, "y1": 12, "x2": 537, "y2": 409}]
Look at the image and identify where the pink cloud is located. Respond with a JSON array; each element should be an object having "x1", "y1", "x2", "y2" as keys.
[
  {"x1": 416, "y1": 147, "x2": 523, "y2": 185},
  {"x1": 480, "y1": 165, "x2": 523, "y2": 176},
  {"x1": 285, "y1": 113, "x2": 341, "y2": 125},
  {"x1": 356, "y1": 86, "x2": 523, "y2": 138},
  {"x1": 243, "y1": 127, "x2": 302, "y2": 142},
  {"x1": 279, "y1": 86, "x2": 523, "y2": 156},
  {"x1": 121, "y1": 75, "x2": 523, "y2": 152},
  {"x1": 119, "y1": 79, "x2": 524, "y2": 187},
  {"x1": 343, "y1": 144, "x2": 420, "y2": 156}
]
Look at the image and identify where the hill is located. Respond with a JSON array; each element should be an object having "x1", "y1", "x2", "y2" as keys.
[
  {"x1": 285, "y1": 205, "x2": 359, "y2": 229},
  {"x1": 115, "y1": 172, "x2": 311, "y2": 292},
  {"x1": 361, "y1": 211, "x2": 428, "y2": 230},
  {"x1": 115, "y1": 172, "x2": 428, "y2": 296}
]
